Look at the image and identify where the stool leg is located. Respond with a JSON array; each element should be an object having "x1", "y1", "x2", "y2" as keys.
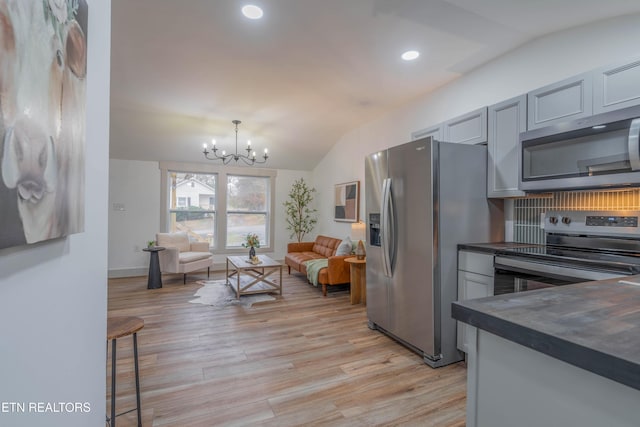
[
  {"x1": 133, "y1": 332, "x2": 142, "y2": 427},
  {"x1": 111, "y1": 338, "x2": 116, "y2": 427}
]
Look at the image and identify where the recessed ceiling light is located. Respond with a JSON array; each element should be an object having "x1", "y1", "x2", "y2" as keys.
[
  {"x1": 592, "y1": 125, "x2": 606, "y2": 130},
  {"x1": 401, "y1": 50, "x2": 420, "y2": 61},
  {"x1": 242, "y1": 5, "x2": 263, "y2": 19}
]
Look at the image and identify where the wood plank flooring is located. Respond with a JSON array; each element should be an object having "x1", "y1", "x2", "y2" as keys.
[{"x1": 107, "y1": 270, "x2": 466, "y2": 426}]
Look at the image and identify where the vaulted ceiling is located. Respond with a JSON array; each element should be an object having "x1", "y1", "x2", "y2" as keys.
[{"x1": 110, "y1": 0, "x2": 640, "y2": 170}]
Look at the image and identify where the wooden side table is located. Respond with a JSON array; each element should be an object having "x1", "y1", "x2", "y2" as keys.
[
  {"x1": 345, "y1": 257, "x2": 366, "y2": 305},
  {"x1": 107, "y1": 316, "x2": 144, "y2": 427},
  {"x1": 143, "y1": 246, "x2": 165, "y2": 289}
]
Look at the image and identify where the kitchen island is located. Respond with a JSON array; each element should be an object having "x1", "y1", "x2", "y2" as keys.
[{"x1": 452, "y1": 277, "x2": 640, "y2": 427}]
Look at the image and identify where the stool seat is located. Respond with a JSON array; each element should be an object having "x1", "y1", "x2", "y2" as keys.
[
  {"x1": 107, "y1": 316, "x2": 144, "y2": 340},
  {"x1": 107, "y1": 316, "x2": 144, "y2": 427}
]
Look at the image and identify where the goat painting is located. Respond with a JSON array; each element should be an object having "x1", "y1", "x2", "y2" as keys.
[{"x1": 0, "y1": 0, "x2": 87, "y2": 249}]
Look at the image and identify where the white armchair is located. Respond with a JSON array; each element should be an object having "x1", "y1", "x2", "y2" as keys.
[{"x1": 156, "y1": 232, "x2": 213, "y2": 284}]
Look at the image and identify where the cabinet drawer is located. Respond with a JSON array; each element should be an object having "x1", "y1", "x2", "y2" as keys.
[{"x1": 458, "y1": 250, "x2": 494, "y2": 276}]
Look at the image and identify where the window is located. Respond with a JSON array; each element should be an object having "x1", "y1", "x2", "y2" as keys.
[
  {"x1": 226, "y1": 175, "x2": 270, "y2": 248},
  {"x1": 168, "y1": 173, "x2": 216, "y2": 247},
  {"x1": 160, "y1": 162, "x2": 276, "y2": 253}
]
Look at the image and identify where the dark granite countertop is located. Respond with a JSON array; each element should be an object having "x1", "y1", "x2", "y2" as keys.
[
  {"x1": 458, "y1": 242, "x2": 542, "y2": 254},
  {"x1": 452, "y1": 277, "x2": 640, "y2": 391}
]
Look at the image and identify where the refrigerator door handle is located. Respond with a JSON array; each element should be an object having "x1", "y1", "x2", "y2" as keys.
[
  {"x1": 387, "y1": 180, "x2": 396, "y2": 275},
  {"x1": 381, "y1": 178, "x2": 392, "y2": 277}
]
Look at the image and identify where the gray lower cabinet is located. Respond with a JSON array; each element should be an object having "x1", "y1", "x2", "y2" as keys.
[
  {"x1": 593, "y1": 56, "x2": 640, "y2": 114},
  {"x1": 527, "y1": 72, "x2": 592, "y2": 130},
  {"x1": 411, "y1": 124, "x2": 442, "y2": 141},
  {"x1": 487, "y1": 95, "x2": 526, "y2": 198},
  {"x1": 443, "y1": 107, "x2": 487, "y2": 144},
  {"x1": 457, "y1": 250, "x2": 494, "y2": 353}
]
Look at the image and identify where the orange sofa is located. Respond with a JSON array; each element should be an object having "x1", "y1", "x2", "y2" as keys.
[{"x1": 285, "y1": 235, "x2": 351, "y2": 296}]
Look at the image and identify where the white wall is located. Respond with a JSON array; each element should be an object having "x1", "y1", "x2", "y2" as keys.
[
  {"x1": 108, "y1": 160, "x2": 312, "y2": 275},
  {"x1": 108, "y1": 159, "x2": 161, "y2": 277},
  {"x1": 312, "y1": 13, "x2": 640, "y2": 239},
  {"x1": 0, "y1": 1, "x2": 110, "y2": 426}
]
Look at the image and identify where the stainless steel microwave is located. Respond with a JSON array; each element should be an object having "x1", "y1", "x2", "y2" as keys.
[{"x1": 519, "y1": 105, "x2": 640, "y2": 192}]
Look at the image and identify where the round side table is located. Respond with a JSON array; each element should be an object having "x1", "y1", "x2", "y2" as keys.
[
  {"x1": 345, "y1": 257, "x2": 366, "y2": 305},
  {"x1": 143, "y1": 246, "x2": 165, "y2": 289}
]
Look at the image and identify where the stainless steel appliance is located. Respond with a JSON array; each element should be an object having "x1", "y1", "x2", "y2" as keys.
[
  {"x1": 494, "y1": 210, "x2": 640, "y2": 294},
  {"x1": 519, "y1": 104, "x2": 640, "y2": 192},
  {"x1": 365, "y1": 137, "x2": 504, "y2": 367}
]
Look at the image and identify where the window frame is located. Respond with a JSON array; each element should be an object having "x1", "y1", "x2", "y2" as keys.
[{"x1": 159, "y1": 161, "x2": 276, "y2": 254}]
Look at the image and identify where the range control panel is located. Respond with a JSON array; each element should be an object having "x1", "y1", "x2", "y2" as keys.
[
  {"x1": 543, "y1": 210, "x2": 640, "y2": 237},
  {"x1": 585, "y1": 216, "x2": 638, "y2": 227}
]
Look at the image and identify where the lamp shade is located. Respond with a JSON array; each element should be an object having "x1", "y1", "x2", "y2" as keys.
[
  {"x1": 351, "y1": 222, "x2": 366, "y2": 260},
  {"x1": 351, "y1": 222, "x2": 366, "y2": 242}
]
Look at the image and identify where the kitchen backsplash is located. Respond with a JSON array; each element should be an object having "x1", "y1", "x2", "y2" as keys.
[{"x1": 513, "y1": 189, "x2": 640, "y2": 244}]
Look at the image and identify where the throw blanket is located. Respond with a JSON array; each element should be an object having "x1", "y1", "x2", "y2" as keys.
[{"x1": 305, "y1": 259, "x2": 328, "y2": 287}]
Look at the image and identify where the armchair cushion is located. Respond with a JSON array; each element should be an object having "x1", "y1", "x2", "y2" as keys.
[
  {"x1": 156, "y1": 232, "x2": 190, "y2": 252},
  {"x1": 179, "y1": 251, "x2": 212, "y2": 263}
]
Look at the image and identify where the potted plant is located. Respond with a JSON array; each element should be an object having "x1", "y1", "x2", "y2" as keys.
[
  {"x1": 242, "y1": 233, "x2": 260, "y2": 259},
  {"x1": 284, "y1": 178, "x2": 318, "y2": 243}
]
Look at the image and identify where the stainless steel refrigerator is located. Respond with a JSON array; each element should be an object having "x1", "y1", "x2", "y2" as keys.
[{"x1": 365, "y1": 137, "x2": 503, "y2": 367}]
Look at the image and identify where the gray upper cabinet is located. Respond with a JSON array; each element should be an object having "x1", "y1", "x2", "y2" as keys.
[
  {"x1": 527, "y1": 72, "x2": 592, "y2": 130},
  {"x1": 411, "y1": 124, "x2": 443, "y2": 141},
  {"x1": 443, "y1": 107, "x2": 488, "y2": 144},
  {"x1": 487, "y1": 95, "x2": 526, "y2": 198},
  {"x1": 593, "y1": 57, "x2": 640, "y2": 114}
]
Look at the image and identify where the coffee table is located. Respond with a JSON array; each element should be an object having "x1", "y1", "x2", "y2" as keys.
[{"x1": 226, "y1": 255, "x2": 282, "y2": 298}]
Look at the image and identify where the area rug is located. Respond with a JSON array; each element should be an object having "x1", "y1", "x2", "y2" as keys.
[{"x1": 190, "y1": 279, "x2": 276, "y2": 308}]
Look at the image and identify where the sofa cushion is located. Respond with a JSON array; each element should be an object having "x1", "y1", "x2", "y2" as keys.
[
  {"x1": 286, "y1": 251, "x2": 325, "y2": 273},
  {"x1": 179, "y1": 251, "x2": 212, "y2": 263},
  {"x1": 311, "y1": 235, "x2": 341, "y2": 258},
  {"x1": 157, "y1": 232, "x2": 191, "y2": 252}
]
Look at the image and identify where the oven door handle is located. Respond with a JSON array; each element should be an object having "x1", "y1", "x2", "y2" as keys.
[{"x1": 494, "y1": 256, "x2": 624, "y2": 282}]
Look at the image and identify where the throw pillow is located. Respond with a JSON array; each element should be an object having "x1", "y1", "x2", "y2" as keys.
[{"x1": 335, "y1": 237, "x2": 353, "y2": 256}]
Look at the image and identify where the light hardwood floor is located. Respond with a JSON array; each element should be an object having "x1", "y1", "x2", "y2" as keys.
[{"x1": 107, "y1": 270, "x2": 466, "y2": 426}]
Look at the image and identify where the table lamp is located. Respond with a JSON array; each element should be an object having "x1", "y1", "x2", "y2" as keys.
[{"x1": 351, "y1": 221, "x2": 366, "y2": 260}]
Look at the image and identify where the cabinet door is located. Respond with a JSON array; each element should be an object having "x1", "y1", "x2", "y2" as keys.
[
  {"x1": 457, "y1": 271, "x2": 493, "y2": 353},
  {"x1": 487, "y1": 95, "x2": 527, "y2": 197},
  {"x1": 527, "y1": 72, "x2": 592, "y2": 130},
  {"x1": 593, "y1": 57, "x2": 640, "y2": 114},
  {"x1": 411, "y1": 124, "x2": 442, "y2": 141},
  {"x1": 443, "y1": 107, "x2": 488, "y2": 144}
]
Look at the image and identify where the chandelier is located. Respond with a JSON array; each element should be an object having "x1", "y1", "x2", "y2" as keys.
[{"x1": 202, "y1": 120, "x2": 269, "y2": 165}]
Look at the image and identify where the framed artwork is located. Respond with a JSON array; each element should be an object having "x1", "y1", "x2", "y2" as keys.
[
  {"x1": 334, "y1": 181, "x2": 359, "y2": 222},
  {"x1": 0, "y1": 0, "x2": 88, "y2": 250}
]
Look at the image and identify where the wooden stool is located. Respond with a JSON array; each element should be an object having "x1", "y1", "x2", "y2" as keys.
[{"x1": 107, "y1": 316, "x2": 144, "y2": 427}]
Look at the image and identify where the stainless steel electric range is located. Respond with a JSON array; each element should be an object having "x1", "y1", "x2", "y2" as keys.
[{"x1": 493, "y1": 210, "x2": 640, "y2": 294}]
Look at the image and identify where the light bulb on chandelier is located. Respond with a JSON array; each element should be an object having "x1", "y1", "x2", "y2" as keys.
[{"x1": 202, "y1": 120, "x2": 269, "y2": 165}]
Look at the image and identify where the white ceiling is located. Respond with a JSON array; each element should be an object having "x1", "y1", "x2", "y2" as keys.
[{"x1": 110, "y1": 0, "x2": 640, "y2": 170}]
